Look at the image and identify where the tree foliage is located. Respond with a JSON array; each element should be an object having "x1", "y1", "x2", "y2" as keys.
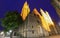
[{"x1": 1, "y1": 11, "x2": 24, "y2": 32}]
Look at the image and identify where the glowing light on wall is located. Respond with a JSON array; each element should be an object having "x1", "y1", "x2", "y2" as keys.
[
  {"x1": 40, "y1": 9, "x2": 53, "y2": 32},
  {"x1": 33, "y1": 8, "x2": 55, "y2": 32},
  {"x1": 20, "y1": 1, "x2": 30, "y2": 21},
  {"x1": 20, "y1": 1, "x2": 55, "y2": 32}
]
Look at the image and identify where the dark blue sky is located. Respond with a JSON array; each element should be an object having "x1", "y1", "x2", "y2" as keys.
[{"x1": 0, "y1": 0, "x2": 60, "y2": 30}]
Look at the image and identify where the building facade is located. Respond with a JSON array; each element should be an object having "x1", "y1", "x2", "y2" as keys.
[{"x1": 18, "y1": 13, "x2": 49, "y2": 38}]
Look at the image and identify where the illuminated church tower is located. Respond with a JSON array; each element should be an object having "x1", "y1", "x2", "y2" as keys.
[
  {"x1": 13, "y1": 1, "x2": 58, "y2": 38},
  {"x1": 19, "y1": 2, "x2": 50, "y2": 37}
]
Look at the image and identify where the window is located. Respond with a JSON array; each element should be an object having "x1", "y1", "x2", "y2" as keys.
[
  {"x1": 32, "y1": 30, "x2": 34, "y2": 34},
  {"x1": 58, "y1": 0, "x2": 60, "y2": 2},
  {"x1": 14, "y1": 32, "x2": 16, "y2": 36},
  {"x1": 37, "y1": 20, "x2": 40, "y2": 24},
  {"x1": 32, "y1": 26, "x2": 33, "y2": 28}
]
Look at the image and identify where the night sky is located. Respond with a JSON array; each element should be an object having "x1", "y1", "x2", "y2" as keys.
[{"x1": 0, "y1": 0, "x2": 60, "y2": 30}]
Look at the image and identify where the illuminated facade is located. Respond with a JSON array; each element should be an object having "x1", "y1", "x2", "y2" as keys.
[
  {"x1": 18, "y1": 1, "x2": 57, "y2": 37},
  {"x1": 11, "y1": 1, "x2": 59, "y2": 38},
  {"x1": 19, "y1": 12, "x2": 49, "y2": 37}
]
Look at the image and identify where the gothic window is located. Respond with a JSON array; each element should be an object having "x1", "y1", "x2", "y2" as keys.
[
  {"x1": 32, "y1": 26, "x2": 33, "y2": 28},
  {"x1": 32, "y1": 30, "x2": 34, "y2": 34},
  {"x1": 58, "y1": 0, "x2": 60, "y2": 2},
  {"x1": 37, "y1": 20, "x2": 40, "y2": 24}
]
